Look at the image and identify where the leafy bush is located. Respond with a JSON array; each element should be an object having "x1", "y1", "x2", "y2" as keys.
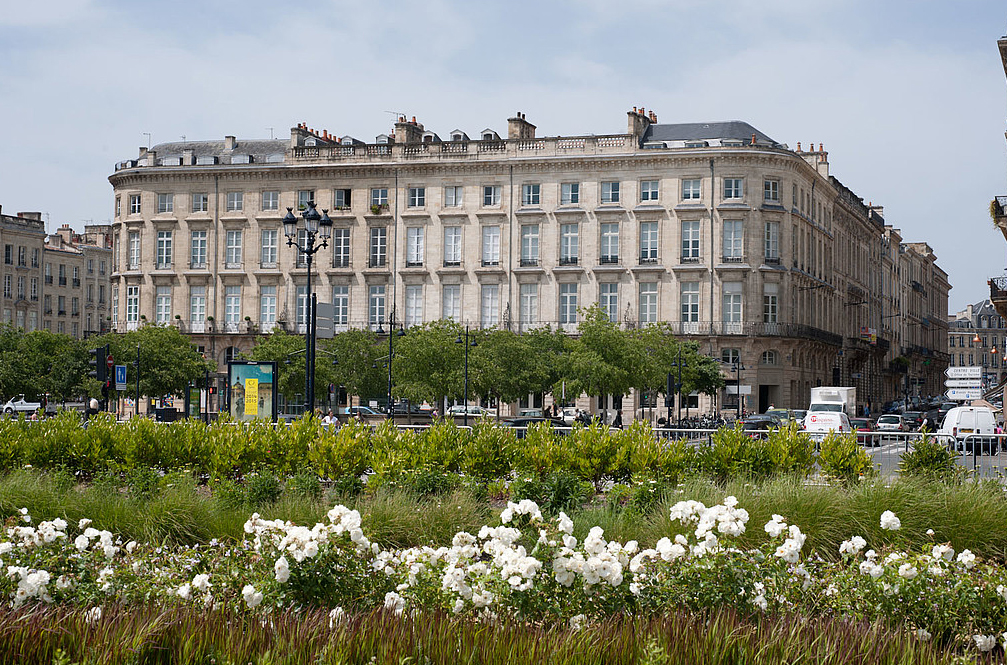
[
  {"x1": 565, "y1": 422, "x2": 632, "y2": 490},
  {"x1": 460, "y1": 420, "x2": 517, "y2": 480},
  {"x1": 245, "y1": 472, "x2": 283, "y2": 508},
  {"x1": 900, "y1": 435, "x2": 965, "y2": 483},
  {"x1": 285, "y1": 471, "x2": 322, "y2": 500},
  {"x1": 765, "y1": 422, "x2": 816, "y2": 476},
  {"x1": 819, "y1": 432, "x2": 875, "y2": 484},
  {"x1": 511, "y1": 471, "x2": 591, "y2": 515},
  {"x1": 306, "y1": 420, "x2": 371, "y2": 480}
]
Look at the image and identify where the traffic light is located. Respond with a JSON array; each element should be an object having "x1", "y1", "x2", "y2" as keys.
[{"x1": 89, "y1": 345, "x2": 107, "y2": 382}]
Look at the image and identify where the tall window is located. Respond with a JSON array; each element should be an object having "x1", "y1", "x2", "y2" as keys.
[
  {"x1": 442, "y1": 285, "x2": 461, "y2": 321},
  {"x1": 115, "y1": 197, "x2": 121, "y2": 218},
  {"x1": 333, "y1": 189, "x2": 351, "y2": 209},
  {"x1": 640, "y1": 222, "x2": 658, "y2": 262},
  {"x1": 261, "y1": 229, "x2": 278, "y2": 267},
  {"x1": 370, "y1": 188, "x2": 388, "y2": 207},
  {"x1": 157, "y1": 193, "x2": 174, "y2": 213},
  {"x1": 332, "y1": 228, "x2": 350, "y2": 267},
  {"x1": 30, "y1": 278, "x2": 37, "y2": 301},
  {"x1": 641, "y1": 180, "x2": 659, "y2": 201},
  {"x1": 369, "y1": 227, "x2": 387, "y2": 267},
  {"x1": 405, "y1": 285, "x2": 423, "y2": 327},
  {"x1": 2, "y1": 275, "x2": 9, "y2": 298},
  {"x1": 764, "y1": 179, "x2": 780, "y2": 203},
  {"x1": 296, "y1": 286, "x2": 309, "y2": 330},
  {"x1": 262, "y1": 191, "x2": 279, "y2": 211},
  {"x1": 443, "y1": 227, "x2": 461, "y2": 265},
  {"x1": 226, "y1": 192, "x2": 243, "y2": 212},
  {"x1": 190, "y1": 231, "x2": 207, "y2": 268},
  {"x1": 560, "y1": 183, "x2": 580, "y2": 205},
  {"x1": 128, "y1": 232, "x2": 140, "y2": 269},
  {"x1": 520, "y1": 224, "x2": 539, "y2": 266},
  {"x1": 155, "y1": 286, "x2": 171, "y2": 323},
  {"x1": 112, "y1": 286, "x2": 119, "y2": 324},
  {"x1": 600, "y1": 223, "x2": 619, "y2": 263},
  {"x1": 297, "y1": 190, "x2": 314, "y2": 210},
  {"x1": 482, "y1": 225, "x2": 500, "y2": 266},
  {"x1": 125, "y1": 286, "x2": 139, "y2": 324},
  {"x1": 599, "y1": 283, "x2": 618, "y2": 322},
  {"x1": 224, "y1": 286, "x2": 241, "y2": 331},
  {"x1": 723, "y1": 178, "x2": 743, "y2": 200},
  {"x1": 332, "y1": 285, "x2": 348, "y2": 329},
  {"x1": 681, "y1": 179, "x2": 701, "y2": 200},
  {"x1": 559, "y1": 283, "x2": 578, "y2": 325},
  {"x1": 520, "y1": 283, "x2": 538, "y2": 328},
  {"x1": 723, "y1": 281, "x2": 742, "y2": 327},
  {"x1": 681, "y1": 282, "x2": 699, "y2": 323},
  {"x1": 129, "y1": 194, "x2": 141, "y2": 214},
  {"x1": 483, "y1": 185, "x2": 501, "y2": 206},
  {"x1": 407, "y1": 187, "x2": 425, "y2": 207},
  {"x1": 681, "y1": 221, "x2": 700, "y2": 261},
  {"x1": 444, "y1": 186, "x2": 462, "y2": 207},
  {"x1": 522, "y1": 184, "x2": 541, "y2": 206},
  {"x1": 601, "y1": 181, "x2": 620, "y2": 204},
  {"x1": 763, "y1": 283, "x2": 779, "y2": 323},
  {"x1": 722, "y1": 221, "x2": 743, "y2": 260},
  {"x1": 406, "y1": 227, "x2": 424, "y2": 266},
  {"x1": 480, "y1": 284, "x2": 499, "y2": 327},
  {"x1": 560, "y1": 224, "x2": 579, "y2": 264},
  {"x1": 225, "y1": 230, "x2": 243, "y2": 266},
  {"x1": 369, "y1": 285, "x2": 387, "y2": 329},
  {"x1": 639, "y1": 282, "x2": 658, "y2": 324},
  {"x1": 156, "y1": 231, "x2": 172, "y2": 269},
  {"x1": 260, "y1": 286, "x2": 277, "y2": 328},
  {"x1": 192, "y1": 193, "x2": 209, "y2": 212},
  {"x1": 764, "y1": 222, "x2": 779, "y2": 261}
]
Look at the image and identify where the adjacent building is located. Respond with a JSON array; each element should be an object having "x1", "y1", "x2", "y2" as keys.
[
  {"x1": 0, "y1": 207, "x2": 45, "y2": 332},
  {"x1": 107, "y1": 110, "x2": 950, "y2": 413},
  {"x1": 949, "y1": 299, "x2": 1005, "y2": 393}
]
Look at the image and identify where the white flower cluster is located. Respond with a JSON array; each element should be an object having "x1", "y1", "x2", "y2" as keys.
[
  {"x1": 6, "y1": 516, "x2": 66, "y2": 549},
  {"x1": 6, "y1": 566, "x2": 52, "y2": 607},
  {"x1": 839, "y1": 536, "x2": 866, "y2": 557},
  {"x1": 879, "y1": 510, "x2": 901, "y2": 531},
  {"x1": 74, "y1": 527, "x2": 118, "y2": 559},
  {"x1": 499, "y1": 500, "x2": 543, "y2": 524}
]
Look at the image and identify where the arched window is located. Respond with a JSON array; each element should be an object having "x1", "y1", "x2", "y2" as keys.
[
  {"x1": 223, "y1": 346, "x2": 239, "y2": 366},
  {"x1": 761, "y1": 350, "x2": 778, "y2": 365}
]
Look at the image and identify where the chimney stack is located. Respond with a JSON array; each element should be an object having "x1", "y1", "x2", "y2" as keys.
[
  {"x1": 224, "y1": 135, "x2": 236, "y2": 151},
  {"x1": 394, "y1": 115, "x2": 425, "y2": 143},
  {"x1": 627, "y1": 106, "x2": 654, "y2": 139},
  {"x1": 507, "y1": 111, "x2": 536, "y2": 140}
]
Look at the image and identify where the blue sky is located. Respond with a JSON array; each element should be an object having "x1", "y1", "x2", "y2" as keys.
[{"x1": 1, "y1": 0, "x2": 1005, "y2": 311}]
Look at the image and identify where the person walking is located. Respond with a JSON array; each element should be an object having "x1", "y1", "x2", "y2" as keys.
[{"x1": 612, "y1": 409, "x2": 623, "y2": 429}]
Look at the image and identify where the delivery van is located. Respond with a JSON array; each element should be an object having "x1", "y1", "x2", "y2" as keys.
[
  {"x1": 939, "y1": 406, "x2": 998, "y2": 454},
  {"x1": 803, "y1": 411, "x2": 852, "y2": 442}
]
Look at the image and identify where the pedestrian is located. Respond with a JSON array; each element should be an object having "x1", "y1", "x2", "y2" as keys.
[
  {"x1": 612, "y1": 409, "x2": 623, "y2": 429},
  {"x1": 920, "y1": 415, "x2": 930, "y2": 433}
]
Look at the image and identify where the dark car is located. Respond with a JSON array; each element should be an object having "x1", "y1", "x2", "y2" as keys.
[
  {"x1": 739, "y1": 415, "x2": 777, "y2": 438},
  {"x1": 850, "y1": 417, "x2": 877, "y2": 446},
  {"x1": 501, "y1": 417, "x2": 568, "y2": 438},
  {"x1": 901, "y1": 411, "x2": 923, "y2": 431}
]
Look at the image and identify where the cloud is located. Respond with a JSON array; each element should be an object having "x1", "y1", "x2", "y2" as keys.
[{"x1": 0, "y1": 0, "x2": 96, "y2": 26}]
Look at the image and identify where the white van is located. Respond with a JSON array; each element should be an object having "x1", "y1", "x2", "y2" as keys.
[
  {"x1": 803, "y1": 411, "x2": 852, "y2": 441},
  {"x1": 939, "y1": 406, "x2": 998, "y2": 454}
]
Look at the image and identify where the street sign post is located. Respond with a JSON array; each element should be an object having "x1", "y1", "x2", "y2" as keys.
[
  {"x1": 314, "y1": 302, "x2": 334, "y2": 340},
  {"x1": 115, "y1": 365, "x2": 127, "y2": 392},
  {"x1": 945, "y1": 366, "x2": 981, "y2": 379},
  {"x1": 944, "y1": 379, "x2": 983, "y2": 388},
  {"x1": 946, "y1": 388, "x2": 982, "y2": 401}
]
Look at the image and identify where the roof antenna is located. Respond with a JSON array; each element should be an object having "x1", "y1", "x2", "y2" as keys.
[
  {"x1": 266, "y1": 127, "x2": 274, "y2": 139},
  {"x1": 142, "y1": 132, "x2": 151, "y2": 148}
]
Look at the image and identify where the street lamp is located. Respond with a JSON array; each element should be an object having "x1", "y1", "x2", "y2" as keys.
[
  {"x1": 724, "y1": 359, "x2": 746, "y2": 420},
  {"x1": 377, "y1": 320, "x2": 405, "y2": 418},
  {"x1": 669, "y1": 343, "x2": 687, "y2": 426},
  {"x1": 455, "y1": 326, "x2": 477, "y2": 427},
  {"x1": 282, "y1": 201, "x2": 332, "y2": 416}
]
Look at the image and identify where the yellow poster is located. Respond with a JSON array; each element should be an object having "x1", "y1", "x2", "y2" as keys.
[{"x1": 245, "y1": 378, "x2": 258, "y2": 416}]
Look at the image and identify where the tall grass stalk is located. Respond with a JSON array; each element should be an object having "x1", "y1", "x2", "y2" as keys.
[{"x1": 0, "y1": 606, "x2": 960, "y2": 665}]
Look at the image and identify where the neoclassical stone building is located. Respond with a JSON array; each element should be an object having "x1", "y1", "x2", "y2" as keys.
[{"x1": 108, "y1": 109, "x2": 949, "y2": 413}]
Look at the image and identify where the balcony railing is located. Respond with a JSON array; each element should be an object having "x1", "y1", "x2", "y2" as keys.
[
  {"x1": 442, "y1": 259, "x2": 461, "y2": 267},
  {"x1": 332, "y1": 257, "x2": 350, "y2": 268},
  {"x1": 481, "y1": 259, "x2": 500, "y2": 267},
  {"x1": 764, "y1": 256, "x2": 781, "y2": 265},
  {"x1": 559, "y1": 256, "x2": 579, "y2": 266},
  {"x1": 990, "y1": 276, "x2": 1007, "y2": 302},
  {"x1": 58, "y1": 277, "x2": 67, "y2": 286},
  {"x1": 44, "y1": 276, "x2": 53, "y2": 285},
  {"x1": 599, "y1": 255, "x2": 619, "y2": 264},
  {"x1": 681, "y1": 256, "x2": 701, "y2": 264},
  {"x1": 519, "y1": 258, "x2": 539, "y2": 267},
  {"x1": 721, "y1": 255, "x2": 744, "y2": 263},
  {"x1": 639, "y1": 255, "x2": 658, "y2": 264}
]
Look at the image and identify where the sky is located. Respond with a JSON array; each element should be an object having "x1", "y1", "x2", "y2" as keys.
[{"x1": 0, "y1": 0, "x2": 1005, "y2": 312}]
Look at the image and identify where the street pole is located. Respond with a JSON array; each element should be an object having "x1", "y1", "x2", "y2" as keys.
[
  {"x1": 464, "y1": 326, "x2": 469, "y2": 428},
  {"x1": 387, "y1": 315, "x2": 393, "y2": 418},
  {"x1": 135, "y1": 344, "x2": 140, "y2": 418}
]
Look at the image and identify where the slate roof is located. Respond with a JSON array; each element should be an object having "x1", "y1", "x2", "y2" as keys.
[
  {"x1": 150, "y1": 139, "x2": 288, "y2": 162},
  {"x1": 641, "y1": 121, "x2": 779, "y2": 147}
]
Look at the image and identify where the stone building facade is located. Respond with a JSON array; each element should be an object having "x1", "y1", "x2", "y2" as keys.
[
  {"x1": 42, "y1": 224, "x2": 112, "y2": 338},
  {"x1": 0, "y1": 207, "x2": 45, "y2": 332},
  {"x1": 107, "y1": 110, "x2": 949, "y2": 413}
]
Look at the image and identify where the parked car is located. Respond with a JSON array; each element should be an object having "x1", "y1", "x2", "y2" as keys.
[
  {"x1": 338, "y1": 406, "x2": 383, "y2": 419},
  {"x1": 501, "y1": 416, "x2": 568, "y2": 438},
  {"x1": 3, "y1": 395, "x2": 41, "y2": 415},
  {"x1": 803, "y1": 411, "x2": 852, "y2": 441},
  {"x1": 792, "y1": 410, "x2": 807, "y2": 427},
  {"x1": 518, "y1": 408, "x2": 544, "y2": 418},
  {"x1": 849, "y1": 417, "x2": 876, "y2": 446},
  {"x1": 939, "y1": 406, "x2": 998, "y2": 454},
  {"x1": 739, "y1": 415, "x2": 777, "y2": 438},
  {"x1": 875, "y1": 414, "x2": 906, "y2": 441},
  {"x1": 763, "y1": 408, "x2": 797, "y2": 426},
  {"x1": 447, "y1": 405, "x2": 490, "y2": 417},
  {"x1": 900, "y1": 411, "x2": 923, "y2": 431}
]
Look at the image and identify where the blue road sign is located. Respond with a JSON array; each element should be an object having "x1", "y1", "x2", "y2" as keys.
[{"x1": 115, "y1": 364, "x2": 127, "y2": 391}]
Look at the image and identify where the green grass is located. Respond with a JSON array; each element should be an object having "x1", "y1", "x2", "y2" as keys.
[{"x1": 0, "y1": 606, "x2": 963, "y2": 665}]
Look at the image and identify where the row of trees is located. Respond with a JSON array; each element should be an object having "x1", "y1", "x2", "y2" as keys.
[
  {"x1": 250, "y1": 306, "x2": 725, "y2": 410},
  {"x1": 1, "y1": 306, "x2": 726, "y2": 410},
  {"x1": 0, "y1": 325, "x2": 213, "y2": 403}
]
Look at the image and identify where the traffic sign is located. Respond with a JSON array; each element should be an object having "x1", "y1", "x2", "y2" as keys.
[
  {"x1": 946, "y1": 388, "x2": 982, "y2": 401},
  {"x1": 115, "y1": 365, "x2": 127, "y2": 391},
  {"x1": 106, "y1": 354, "x2": 115, "y2": 372},
  {"x1": 944, "y1": 379, "x2": 983, "y2": 388},
  {"x1": 946, "y1": 366, "x2": 981, "y2": 379}
]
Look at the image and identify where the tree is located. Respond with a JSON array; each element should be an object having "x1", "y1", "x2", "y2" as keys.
[
  {"x1": 470, "y1": 328, "x2": 551, "y2": 417},
  {"x1": 392, "y1": 320, "x2": 464, "y2": 406},
  {"x1": 248, "y1": 330, "x2": 325, "y2": 404},
  {"x1": 561, "y1": 306, "x2": 644, "y2": 416},
  {"x1": 100, "y1": 324, "x2": 214, "y2": 400},
  {"x1": 322, "y1": 329, "x2": 385, "y2": 404},
  {"x1": 0, "y1": 325, "x2": 89, "y2": 401}
]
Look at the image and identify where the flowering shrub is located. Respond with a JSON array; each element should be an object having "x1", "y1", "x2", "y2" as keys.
[{"x1": 5, "y1": 491, "x2": 1007, "y2": 655}]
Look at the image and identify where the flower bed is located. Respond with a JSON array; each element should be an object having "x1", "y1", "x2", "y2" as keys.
[{"x1": 2, "y1": 494, "x2": 1007, "y2": 659}]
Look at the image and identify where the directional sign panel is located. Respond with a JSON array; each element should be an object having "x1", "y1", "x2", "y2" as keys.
[
  {"x1": 945, "y1": 379, "x2": 983, "y2": 388},
  {"x1": 946, "y1": 388, "x2": 982, "y2": 401},
  {"x1": 114, "y1": 365, "x2": 127, "y2": 391},
  {"x1": 314, "y1": 302, "x2": 334, "y2": 340},
  {"x1": 946, "y1": 366, "x2": 981, "y2": 379}
]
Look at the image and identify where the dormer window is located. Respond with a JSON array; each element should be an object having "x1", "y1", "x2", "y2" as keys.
[
  {"x1": 482, "y1": 132, "x2": 495, "y2": 141},
  {"x1": 721, "y1": 140, "x2": 743, "y2": 147},
  {"x1": 685, "y1": 141, "x2": 708, "y2": 148},
  {"x1": 452, "y1": 133, "x2": 464, "y2": 141},
  {"x1": 423, "y1": 135, "x2": 433, "y2": 143},
  {"x1": 305, "y1": 138, "x2": 317, "y2": 147},
  {"x1": 231, "y1": 154, "x2": 251, "y2": 164},
  {"x1": 375, "y1": 134, "x2": 390, "y2": 144}
]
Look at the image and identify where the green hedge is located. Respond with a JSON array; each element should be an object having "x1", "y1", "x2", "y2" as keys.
[{"x1": 2, "y1": 412, "x2": 846, "y2": 485}]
